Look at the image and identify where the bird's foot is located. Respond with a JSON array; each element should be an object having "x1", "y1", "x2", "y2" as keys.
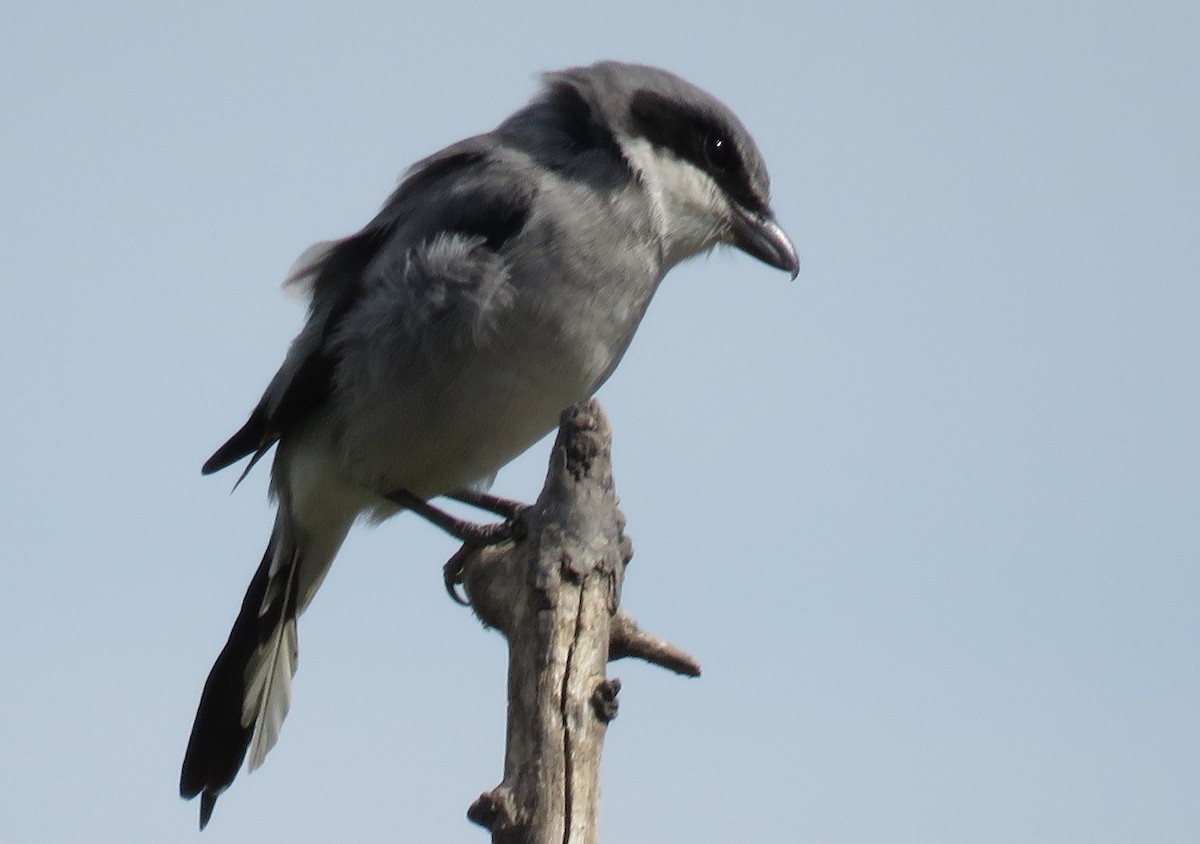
[
  {"x1": 439, "y1": 515, "x2": 529, "y2": 605},
  {"x1": 385, "y1": 489, "x2": 530, "y2": 605}
]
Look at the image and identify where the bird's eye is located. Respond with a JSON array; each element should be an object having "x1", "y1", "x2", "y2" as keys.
[{"x1": 702, "y1": 134, "x2": 735, "y2": 173}]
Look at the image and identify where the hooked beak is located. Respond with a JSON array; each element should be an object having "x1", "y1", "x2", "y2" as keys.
[{"x1": 731, "y1": 206, "x2": 799, "y2": 279}]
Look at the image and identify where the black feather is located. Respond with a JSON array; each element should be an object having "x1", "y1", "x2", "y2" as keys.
[
  {"x1": 492, "y1": 82, "x2": 633, "y2": 193},
  {"x1": 629, "y1": 89, "x2": 766, "y2": 214},
  {"x1": 181, "y1": 529, "x2": 303, "y2": 828},
  {"x1": 391, "y1": 150, "x2": 486, "y2": 206},
  {"x1": 542, "y1": 81, "x2": 624, "y2": 162},
  {"x1": 200, "y1": 227, "x2": 390, "y2": 477},
  {"x1": 180, "y1": 540, "x2": 271, "y2": 827},
  {"x1": 201, "y1": 403, "x2": 269, "y2": 476},
  {"x1": 441, "y1": 192, "x2": 529, "y2": 252}
]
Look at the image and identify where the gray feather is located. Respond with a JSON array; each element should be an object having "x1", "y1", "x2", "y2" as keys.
[{"x1": 182, "y1": 60, "x2": 796, "y2": 828}]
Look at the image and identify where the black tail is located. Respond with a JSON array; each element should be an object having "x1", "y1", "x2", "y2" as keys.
[{"x1": 180, "y1": 537, "x2": 275, "y2": 829}]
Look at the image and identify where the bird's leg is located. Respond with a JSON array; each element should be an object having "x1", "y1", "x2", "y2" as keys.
[
  {"x1": 448, "y1": 489, "x2": 529, "y2": 521},
  {"x1": 386, "y1": 489, "x2": 522, "y2": 546},
  {"x1": 386, "y1": 489, "x2": 528, "y2": 605}
]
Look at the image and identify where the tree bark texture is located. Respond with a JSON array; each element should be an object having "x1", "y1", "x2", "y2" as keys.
[{"x1": 455, "y1": 399, "x2": 699, "y2": 844}]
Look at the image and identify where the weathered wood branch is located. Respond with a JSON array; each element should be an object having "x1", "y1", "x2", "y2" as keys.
[{"x1": 451, "y1": 399, "x2": 699, "y2": 843}]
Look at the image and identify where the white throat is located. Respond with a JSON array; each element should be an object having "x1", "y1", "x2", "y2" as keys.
[{"x1": 620, "y1": 136, "x2": 729, "y2": 268}]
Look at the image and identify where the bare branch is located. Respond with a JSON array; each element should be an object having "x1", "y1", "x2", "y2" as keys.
[{"x1": 451, "y1": 400, "x2": 699, "y2": 842}]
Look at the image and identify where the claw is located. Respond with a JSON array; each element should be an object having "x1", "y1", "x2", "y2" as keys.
[
  {"x1": 443, "y1": 547, "x2": 472, "y2": 606},
  {"x1": 386, "y1": 489, "x2": 529, "y2": 606}
]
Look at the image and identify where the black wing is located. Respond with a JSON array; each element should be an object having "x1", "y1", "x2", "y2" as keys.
[{"x1": 201, "y1": 144, "x2": 535, "y2": 477}]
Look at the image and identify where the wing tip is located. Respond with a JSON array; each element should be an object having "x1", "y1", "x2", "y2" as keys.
[{"x1": 202, "y1": 402, "x2": 272, "y2": 476}]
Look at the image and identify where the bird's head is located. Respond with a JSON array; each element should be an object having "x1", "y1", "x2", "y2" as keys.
[{"x1": 544, "y1": 61, "x2": 799, "y2": 277}]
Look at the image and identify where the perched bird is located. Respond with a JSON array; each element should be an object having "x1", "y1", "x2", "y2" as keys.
[{"x1": 180, "y1": 60, "x2": 798, "y2": 828}]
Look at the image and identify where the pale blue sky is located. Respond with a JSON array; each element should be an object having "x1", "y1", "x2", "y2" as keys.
[{"x1": 2, "y1": 2, "x2": 1197, "y2": 842}]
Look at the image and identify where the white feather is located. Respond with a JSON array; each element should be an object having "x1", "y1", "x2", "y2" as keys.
[
  {"x1": 241, "y1": 536, "x2": 302, "y2": 772},
  {"x1": 243, "y1": 615, "x2": 299, "y2": 771},
  {"x1": 618, "y1": 136, "x2": 728, "y2": 267}
]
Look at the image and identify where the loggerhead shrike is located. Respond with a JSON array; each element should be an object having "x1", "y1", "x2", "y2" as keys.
[{"x1": 180, "y1": 60, "x2": 798, "y2": 828}]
